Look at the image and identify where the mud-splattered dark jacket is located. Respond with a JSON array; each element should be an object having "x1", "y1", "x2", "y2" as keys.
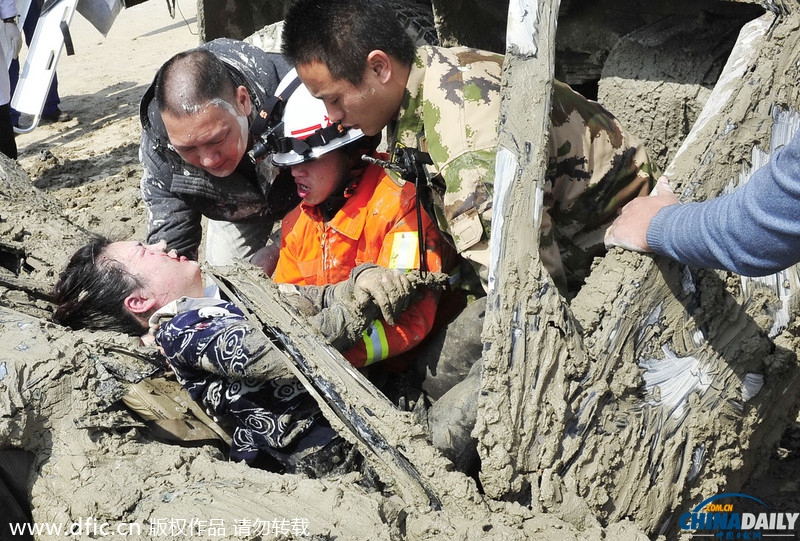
[
  {"x1": 139, "y1": 38, "x2": 293, "y2": 259},
  {"x1": 390, "y1": 46, "x2": 657, "y2": 294}
]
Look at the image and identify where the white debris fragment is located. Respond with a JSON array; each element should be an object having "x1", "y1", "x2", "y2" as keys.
[
  {"x1": 741, "y1": 373, "x2": 765, "y2": 402},
  {"x1": 639, "y1": 345, "x2": 711, "y2": 420}
]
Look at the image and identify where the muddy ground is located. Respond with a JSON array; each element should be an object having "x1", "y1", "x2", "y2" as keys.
[{"x1": 4, "y1": 0, "x2": 800, "y2": 539}]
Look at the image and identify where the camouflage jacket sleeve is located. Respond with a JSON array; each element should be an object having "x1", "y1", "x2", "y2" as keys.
[
  {"x1": 277, "y1": 264, "x2": 381, "y2": 353},
  {"x1": 392, "y1": 47, "x2": 655, "y2": 294},
  {"x1": 391, "y1": 46, "x2": 502, "y2": 255},
  {"x1": 544, "y1": 80, "x2": 656, "y2": 292}
]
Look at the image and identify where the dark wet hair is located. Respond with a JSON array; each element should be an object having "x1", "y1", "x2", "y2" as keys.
[
  {"x1": 282, "y1": 0, "x2": 416, "y2": 86},
  {"x1": 53, "y1": 237, "x2": 147, "y2": 335},
  {"x1": 154, "y1": 48, "x2": 237, "y2": 118}
]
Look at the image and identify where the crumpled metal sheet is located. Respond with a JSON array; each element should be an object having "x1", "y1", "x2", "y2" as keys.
[{"x1": 75, "y1": 0, "x2": 122, "y2": 36}]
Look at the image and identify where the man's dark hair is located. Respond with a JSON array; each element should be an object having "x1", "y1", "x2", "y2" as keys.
[
  {"x1": 53, "y1": 237, "x2": 147, "y2": 335},
  {"x1": 282, "y1": 0, "x2": 416, "y2": 86},
  {"x1": 154, "y1": 48, "x2": 237, "y2": 118}
]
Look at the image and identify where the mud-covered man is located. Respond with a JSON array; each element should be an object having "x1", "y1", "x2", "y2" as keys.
[
  {"x1": 139, "y1": 40, "x2": 296, "y2": 273},
  {"x1": 282, "y1": 0, "x2": 657, "y2": 296}
]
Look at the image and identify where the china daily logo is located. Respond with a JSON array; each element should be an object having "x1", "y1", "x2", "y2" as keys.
[{"x1": 680, "y1": 493, "x2": 799, "y2": 538}]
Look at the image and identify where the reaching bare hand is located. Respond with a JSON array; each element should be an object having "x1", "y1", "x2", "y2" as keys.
[{"x1": 604, "y1": 176, "x2": 679, "y2": 252}]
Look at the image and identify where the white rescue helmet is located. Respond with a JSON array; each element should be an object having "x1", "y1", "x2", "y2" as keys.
[{"x1": 271, "y1": 69, "x2": 364, "y2": 167}]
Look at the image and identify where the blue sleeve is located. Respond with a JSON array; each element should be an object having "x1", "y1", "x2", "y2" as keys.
[{"x1": 647, "y1": 130, "x2": 800, "y2": 276}]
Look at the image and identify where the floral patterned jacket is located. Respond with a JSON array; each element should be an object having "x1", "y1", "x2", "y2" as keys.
[{"x1": 153, "y1": 297, "x2": 337, "y2": 471}]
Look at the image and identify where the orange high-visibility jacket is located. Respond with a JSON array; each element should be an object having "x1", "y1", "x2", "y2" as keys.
[{"x1": 274, "y1": 161, "x2": 456, "y2": 368}]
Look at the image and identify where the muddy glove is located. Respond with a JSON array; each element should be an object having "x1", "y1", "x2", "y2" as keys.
[
  {"x1": 277, "y1": 279, "x2": 378, "y2": 352},
  {"x1": 349, "y1": 265, "x2": 414, "y2": 325},
  {"x1": 349, "y1": 265, "x2": 451, "y2": 322},
  {"x1": 308, "y1": 302, "x2": 375, "y2": 352},
  {"x1": 1, "y1": 19, "x2": 21, "y2": 60},
  {"x1": 302, "y1": 264, "x2": 387, "y2": 351},
  {"x1": 284, "y1": 265, "x2": 450, "y2": 352}
]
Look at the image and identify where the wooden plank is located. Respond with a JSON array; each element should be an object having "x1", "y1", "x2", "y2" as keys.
[
  {"x1": 568, "y1": 13, "x2": 800, "y2": 531},
  {"x1": 476, "y1": 8, "x2": 800, "y2": 535},
  {"x1": 208, "y1": 266, "x2": 488, "y2": 516},
  {"x1": 476, "y1": 0, "x2": 580, "y2": 502}
]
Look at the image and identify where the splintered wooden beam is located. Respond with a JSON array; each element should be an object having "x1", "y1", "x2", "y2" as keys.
[
  {"x1": 477, "y1": 0, "x2": 576, "y2": 500},
  {"x1": 480, "y1": 5, "x2": 800, "y2": 536},
  {"x1": 207, "y1": 265, "x2": 488, "y2": 517}
]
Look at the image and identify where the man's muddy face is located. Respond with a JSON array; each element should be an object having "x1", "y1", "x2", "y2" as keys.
[
  {"x1": 162, "y1": 94, "x2": 250, "y2": 178},
  {"x1": 297, "y1": 60, "x2": 396, "y2": 137}
]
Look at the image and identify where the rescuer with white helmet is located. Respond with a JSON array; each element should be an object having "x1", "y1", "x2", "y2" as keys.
[
  {"x1": 270, "y1": 69, "x2": 382, "y2": 214},
  {"x1": 272, "y1": 69, "x2": 367, "y2": 167},
  {"x1": 271, "y1": 69, "x2": 457, "y2": 373}
]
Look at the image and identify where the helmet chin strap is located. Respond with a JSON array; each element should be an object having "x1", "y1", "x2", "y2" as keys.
[
  {"x1": 317, "y1": 192, "x2": 349, "y2": 223},
  {"x1": 316, "y1": 161, "x2": 362, "y2": 222}
]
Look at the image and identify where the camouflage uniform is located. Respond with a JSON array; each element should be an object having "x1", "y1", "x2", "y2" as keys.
[{"x1": 390, "y1": 46, "x2": 656, "y2": 294}]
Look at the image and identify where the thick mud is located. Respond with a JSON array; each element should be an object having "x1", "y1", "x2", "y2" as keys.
[{"x1": 2, "y1": 2, "x2": 800, "y2": 540}]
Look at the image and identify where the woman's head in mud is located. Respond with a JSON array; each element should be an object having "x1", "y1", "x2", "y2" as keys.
[{"x1": 53, "y1": 237, "x2": 204, "y2": 335}]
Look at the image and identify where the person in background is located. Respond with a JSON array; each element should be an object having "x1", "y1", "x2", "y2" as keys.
[
  {"x1": 0, "y1": 0, "x2": 20, "y2": 159},
  {"x1": 604, "y1": 130, "x2": 800, "y2": 276},
  {"x1": 9, "y1": 0, "x2": 68, "y2": 128},
  {"x1": 139, "y1": 40, "x2": 296, "y2": 274}
]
